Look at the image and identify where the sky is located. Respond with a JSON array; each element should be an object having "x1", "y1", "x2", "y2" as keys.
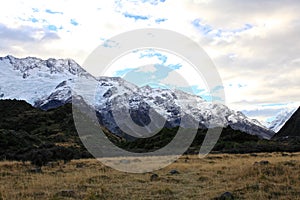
[{"x1": 0, "y1": 0, "x2": 299, "y2": 124}]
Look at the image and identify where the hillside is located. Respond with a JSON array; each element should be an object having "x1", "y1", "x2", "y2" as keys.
[
  {"x1": 274, "y1": 107, "x2": 300, "y2": 138},
  {"x1": 0, "y1": 99, "x2": 92, "y2": 161},
  {"x1": 0, "y1": 99, "x2": 300, "y2": 163}
]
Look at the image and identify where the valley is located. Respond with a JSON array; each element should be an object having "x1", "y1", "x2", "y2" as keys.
[{"x1": 0, "y1": 56, "x2": 299, "y2": 199}]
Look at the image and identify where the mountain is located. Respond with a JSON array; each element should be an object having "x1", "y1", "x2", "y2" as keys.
[
  {"x1": 267, "y1": 107, "x2": 298, "y2": 132},
  {"x1": 273, "y1": 107, "x2": 300, "y2": 138},
  {"x1": 0, "y1": 55, "x2": 274, "y2": 139},
  {"x1": 0, "y1": 55, "x2": 90, "y2": 108}
]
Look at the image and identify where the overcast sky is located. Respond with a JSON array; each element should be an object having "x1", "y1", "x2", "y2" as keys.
[{"x1": 0, "y1": 0, "x2": 299, "y2": 123}]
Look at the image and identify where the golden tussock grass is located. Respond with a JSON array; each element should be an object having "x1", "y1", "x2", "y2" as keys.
[{"x1": 0, "y1": 152, "x2": 300, "y2": 199}]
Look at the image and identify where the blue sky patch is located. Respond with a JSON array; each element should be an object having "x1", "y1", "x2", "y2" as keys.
[
  {"x1": 212, "y1": 85, "x2": 224, "y2": 93},
  {"x1": 47, "y1": 25, "x2": 58, "y2": 31},
  {"x1": 123, "y1": 12, "x2": 149, "y2": 20},
  {"x1": 102, "y1": 39, "x2": 119, "y2": 48},
  {"x1": 139, "y1": 51, "x2": 167, "y2": 64},
  {"x1": 142, "y1": 0, "x2": 166, "y2": 5},
  {"x1": 155, "y1": 18, "x2": 167, "y2": 24},
  {"x1": 114, "y1": 64, "x2": 173, "y2": 88},
  {"x1": 236, "y1": 23, "x2": 253, "y2": 32},
  {"x1": 127, "y1": 0, "x2": 166, "y2": 5},
  {"x1": 228, "y1": 83, "x2": 246, "y2": 88},
  {"x1": 70, "y1": 19, "x2": 79, "y2": 26},
  {"x1": 18, "y1": 17, "x2": 39, "y2": 23},
  {"x1": 192, "y1": 19, "x2": 253, "y2": 38},
  {"x1": 32, "y1": 8, "x2": 39, "y2": 12},
  {"x1": 45, "y1": 9, "x2": 63, "y2": 15},
  {"x1": 167, "y1": 63, "x2": 181, "y2": 70},
  {"x1": 192, "y1": 19, "x2": 212, "y2": 35},
  {"x1": 30, "y1": 18, "x2": 38, "y2": 23}
]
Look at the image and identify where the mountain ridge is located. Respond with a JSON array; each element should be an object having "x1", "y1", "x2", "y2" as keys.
[{"x1": 0, "y1": 55, "x2": 274, "y2": 139}]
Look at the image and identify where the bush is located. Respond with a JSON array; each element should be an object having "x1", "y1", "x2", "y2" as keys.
[{"x1": 29, "y1": 149, "x2": 53, "y2": 168}]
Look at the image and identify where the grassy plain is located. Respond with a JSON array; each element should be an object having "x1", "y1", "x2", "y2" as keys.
[{"x1": 0, "y1": 152, "x2": 300, "y2": 200}]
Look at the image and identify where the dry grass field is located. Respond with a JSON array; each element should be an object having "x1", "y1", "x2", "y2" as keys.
[{"x1": 0, "y1": 152, "x2": 300, "y2": 200}]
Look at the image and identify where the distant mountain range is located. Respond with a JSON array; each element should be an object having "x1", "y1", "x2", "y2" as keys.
[{"x1": 0, "y1": 55, "x2": 275, "y2": 139}]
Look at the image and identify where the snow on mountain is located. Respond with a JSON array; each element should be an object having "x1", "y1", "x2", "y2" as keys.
[
  {"x1": 0, "y1": 55, "x2": 274, "y2": 139},
  {"x1": 0, "y1": 55, "x2": 89, "y2": 106},
  {"x1": 267, "y1": 107, "x2": 298, "y2": 133}
]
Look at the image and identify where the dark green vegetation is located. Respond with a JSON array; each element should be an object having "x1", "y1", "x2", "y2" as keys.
[
  {"x1": 0, "y1": 100, "x2": 299, "y2": 166},
  {"x1": 119, "y1": 126, "x2": 300, "y2": 154},
  {"x1": 0, "y1": 99, "x2": 91, "y2": 165}
]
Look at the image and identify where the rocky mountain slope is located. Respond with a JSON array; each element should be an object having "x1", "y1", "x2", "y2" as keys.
[
  {"x1": 273, "y1": 107, "x2": 300, "y2": 138},
  {"x1": 267, "y1": 107, "x2": 298, "y2": 133},
  {"x1": 0, "y1": 55, "x2": 274, "y2": 139}
]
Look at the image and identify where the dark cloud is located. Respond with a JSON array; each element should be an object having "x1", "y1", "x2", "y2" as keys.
[
  {"x1": 0, "y1": 24, "x2": 37, "y2": 42},
  {"x1": 42, "y1": 32, "x2": 60, "y2": 40},
  {"x1": 0, "y1": 23, "x2": 60, "y2": 59},
  {"x1": 0, "y1": 23, "x2": 60, "y2": 43}
]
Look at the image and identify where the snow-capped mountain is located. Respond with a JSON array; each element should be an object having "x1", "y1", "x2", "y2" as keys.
[
  {"x1": 0, "y1": 55, "x2": 89, "y2": 106},
  {"x1": 0, "y1": 55, "x2": 274, "y2": 139},
  {"x1": 267, "y1": 107, "x2": 298, "y2": 133}
]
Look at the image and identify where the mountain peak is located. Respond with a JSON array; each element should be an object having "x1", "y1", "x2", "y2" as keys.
[
  {"x1": 0, "y1": 55, "x2": 83, "y2": 75},
  {"x1": 0, "y1": 55, "x2": 86, "y2": 104}
]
